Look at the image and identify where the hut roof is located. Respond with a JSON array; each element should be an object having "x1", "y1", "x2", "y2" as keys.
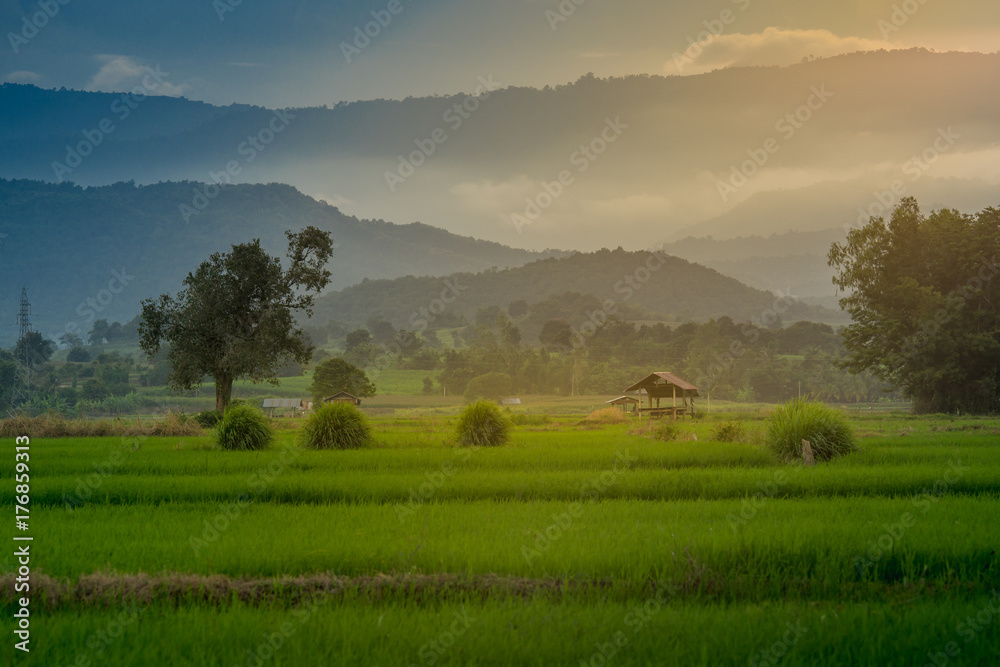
[
  {"x1": 324, "y1": 391, "x2": 361, "y2": 402},
  {"x1": 606, "y1": 396, "x2": 639, "y2": 405},
  {"x1": 262, "y1": 398, "x2": 302, "y2": 409},
  {"x1": 623, "y1": 372, "x2": 700, "y2": 397}
]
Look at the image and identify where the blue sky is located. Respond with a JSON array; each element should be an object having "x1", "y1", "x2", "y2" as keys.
[{"x1": 3, "y1": 0, "x2": 998, "y2": 106}]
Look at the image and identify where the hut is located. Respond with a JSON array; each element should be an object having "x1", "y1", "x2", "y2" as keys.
[
  {"x1": 605, "y1": 396, "x2": 639, "y2": 416},
  {"x1": 262, "y1": 398, "x2": 304, "y2": 417},
  {"x1": 622, "y1": 372, "x2": 699, "y2": 420},
  {"x1": 323, "y1": 391, "x2": 362, "y2": 406}
]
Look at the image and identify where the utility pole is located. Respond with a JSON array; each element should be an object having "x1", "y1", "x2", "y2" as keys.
[{"x1": 12, "y1": 288, "x2": 33, "y2": 408}]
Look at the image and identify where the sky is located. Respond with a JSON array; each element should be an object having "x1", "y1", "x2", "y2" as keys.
[{"x1": 2, "y1": 0, "x2": 999, "y2": 108}]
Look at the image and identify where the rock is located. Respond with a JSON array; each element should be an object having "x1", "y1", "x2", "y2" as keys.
[{"x1": 801, "y1": 439, "x2": 815, "y2": 466}]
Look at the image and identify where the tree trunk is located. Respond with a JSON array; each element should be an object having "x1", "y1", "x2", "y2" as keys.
[{"x1": 215, "y1": 375, "x2": 233, "y2": 413}]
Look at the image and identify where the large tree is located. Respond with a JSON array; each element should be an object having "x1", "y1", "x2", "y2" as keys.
[
  {"x1": 829, "y1": 198, "x2": 1000, "y2": 413},
  {"x1": 139, "y1": 227, "x2": 334, "y2": 411},
  {"x1": 308, "y1": 358, "x2": 376, "y2": 402}
]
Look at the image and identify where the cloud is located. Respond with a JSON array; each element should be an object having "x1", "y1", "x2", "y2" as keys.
[
  {"x1": 3, "y1": 71, "x2": 41, "y2": 84},
  {"x1": 86, "y1": 55, "x2": 189, "y2": 97},
  {"x1": 666, "y1": 27, "x2": 890, "y2": 74}
]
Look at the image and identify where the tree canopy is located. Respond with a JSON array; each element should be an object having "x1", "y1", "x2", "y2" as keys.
[
  {"x1": 829, "y1": 198, "x2": 1000, "y2": 413},
  {"x1": 308, "y1": 358, "x2": 376, "y2": 402},
  {"x1": 139, "y1": 227, "x2": 334, "y2": 411}
]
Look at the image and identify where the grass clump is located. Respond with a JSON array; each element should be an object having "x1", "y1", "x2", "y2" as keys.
[
  {"x1": 508, "y1": 413, "x2": 552, "y2": 427},
  {"x1": 457, "y1": 401, "x2": 511, "y2": 447},
  {"x1": 215, "y1": 404, "x2": 274, "y2": 451},
  {"x1": 766, "y1": 398, "x2": 857, "y2": 462},
  {"x1": 301, "y1": 403, "x2": 373, "y2": 450}
]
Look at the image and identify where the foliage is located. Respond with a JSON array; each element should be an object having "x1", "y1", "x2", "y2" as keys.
[
  {"x1": 67, "y1": 346, "x2": 91, "y2": 362},
  {"x1": 139, "y1": 227, "x2": 334, "y2": 412},
  {"x1": 14, "y1": 331, "x2": 54, "y2": 370},
  {"x1": 765, "y1": 399, "x2": 857, "y2": 462},
  {"x1": 456, "y1": 401, "x2": 511, "y2": 447},
  {"x1": 712, "y1": 420, "x2": 746, "y2": 443},
  {"x1": 193, "y1": 410, "x2": 222, "y2": 429},
  {"x1": 308, "y1": 358, "x2": 376, "y2": 402},
  {"x1": 463, "y1": 372, "x2": 513, "y2": 402},
  {"x1": 652, "y1": 421, "x2": 681, "y2": 441},
  {"x1": 830, "y1": 198, "x2": 1000, "y2": 413},
  {"x1": 300, "y1": 403, "x2": 373, "y2": 450},
  {"x1": 215, "y1": 404, "x2": 274, "y2": 451}
]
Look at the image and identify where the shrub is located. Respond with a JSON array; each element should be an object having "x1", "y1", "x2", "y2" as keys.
[
  {"x1": 582, "y1": 408, "x2": 625, "y2": 425},
  {"x1": 713, "y1": 420, "x2": 746, "y2": 443},
  {"x1": 67, "y1": 346, "x2": 91, "y2": 363},
  {"x1": 215, "y1": 404, "x2": 274, "y2": 451},
  {"x1": 457, "y1": 400, "x2": 511, "y2": 447},
  {"x1": 193, "y1": 410, "x2": 222, "y2": 428},
  {"x1": 652, "y1": 420, "x2": 681, "y2": 441},
  {"x1": 301, "y1": 403, "x2": 373, "y2": 450},
  {"x1": 766, "y1": 398, "x2": 857, "y2": 462},
  {"x1": 463, "y1": 372, "x2": 513, "y2": 402}
]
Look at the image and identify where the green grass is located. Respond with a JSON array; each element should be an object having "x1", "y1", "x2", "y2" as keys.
[
  {"x1": 3, "y1": 412, "x2": 999, "y2": 665},
  {"x1": 15, "y1": 596, "x2": 1000, "y2": 667}
]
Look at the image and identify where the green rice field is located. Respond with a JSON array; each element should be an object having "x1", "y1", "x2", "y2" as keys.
[{"x1": 3, "y1": 409, "x2": 999, "y2": 665}]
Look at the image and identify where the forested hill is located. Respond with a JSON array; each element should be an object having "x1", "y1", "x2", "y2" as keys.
[
  {"x1": 0, "y1": 179, "x2": 558, "y2": 346},
  {"x1": 311, "y1": 247, "x2": 843, "y2": 331}
]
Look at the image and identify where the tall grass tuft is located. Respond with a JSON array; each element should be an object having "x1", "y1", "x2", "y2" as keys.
[
  {"x1": 0, "y1": 412, "x2": 202, "y2": 438},
  {"x1": 301, "y1": 403, "x2": 373, "y2": 450},
  {"x1": 765, "y1": 398, "x2": 857, "y2": 462},
  {"x1": 457, "y1": 401, "x2": 511, "y2": 447},
  {"x1": 215, "y1": 404, "x2": 274, "y2": 451}
]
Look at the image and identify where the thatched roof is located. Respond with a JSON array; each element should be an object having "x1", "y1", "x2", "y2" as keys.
[{"x1": 623, "y1": 372, "x2": 700, "y2": 398}]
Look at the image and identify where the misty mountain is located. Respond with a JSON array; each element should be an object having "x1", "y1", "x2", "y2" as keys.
[
  {"x1": 3, "y1": 49, "x2": 999, "y2": 251},
  {"x1": 311, "y1": 247, "x2": 844, "y2": 335},
  {"x1": 0, "y1": 179, "x2": 559, "y2": 347}
]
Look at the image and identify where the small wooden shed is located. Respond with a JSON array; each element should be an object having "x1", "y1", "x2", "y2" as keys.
[
  {"x1": 605, "y1": 396, "x2": 639, "y2": 415},
  {"x1": 262, "y1": 398, "x2": 303, "y2": 417},
  {"x1": 323, "y1": 391, "x2": 362, "y2": 406},
  {"x1": 622, "y1": 372, "x2": 699, "y2": 420}
]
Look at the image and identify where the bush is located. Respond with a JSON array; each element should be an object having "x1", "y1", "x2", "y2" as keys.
[
  {"x1": 301, "y1": 403, "x2": 373, "y2": 450},
  {"x1": 652, "y1": 420, "x2": 681, "y2": 441},
  {"x1": 193, "y1": 410, "x2": 222, "y2": 428},
  {"x1": 766, "y1": 399, "x2": 857, "y2": 462},
  {"x1": 713, "y1": 420, "x2": 746, "y2": 442},
  {"x1": 215, "y1": 404, "x2": 274, "y2": 451},
  {"x1": 463, "y1": 372, "x2": 513, "y2": 402},
  {"x1": 67, "y1": 346, "x2": 91, "y2": 363},
  {"x1": 457, "y1": 400, "x2": 511, "y2": 447}
]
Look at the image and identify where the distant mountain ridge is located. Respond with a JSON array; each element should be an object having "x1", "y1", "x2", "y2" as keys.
[
  {"x1": 312, "y1": 247, "x2": 845, "y2": 332},
  {"x1": 2, "y1": 49, "x2": 999, "y2": 251},
  {"x1": 0, "y1": 179, "x2": 560, "y2": 346}
]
